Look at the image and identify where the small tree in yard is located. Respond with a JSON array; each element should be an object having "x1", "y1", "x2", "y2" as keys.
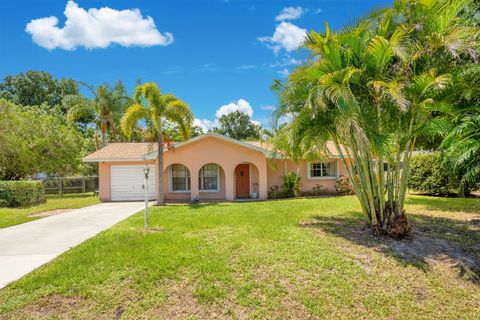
[
  {"x1": 336, "y1": 176, "x2": 355, "y2": 196},
  {"x1": 121, "y1": 83, "x2": 193, "y2": 206},
  {"x1": 271, "y1": 124, "x2": 321, "y2": 197},
  {"x1": 282, "y1": 172, "x2": 301, "y2": 197},
  {"x1": 274, "y1": 0, "x2": 478, "y2": 238}
]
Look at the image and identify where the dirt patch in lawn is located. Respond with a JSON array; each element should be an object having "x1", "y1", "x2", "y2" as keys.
[
  {"x1": 28, "y1": 209, "x2": 77, "y2": 218},
  {"x1": 149, "y1": 280, "x2": 248, "y2": 320},
  {"x1": 14, "y1": 294, "x2": 85, "y2": 318},
  {"x1": 301, "y1": 213, "x2": 480, "y2": 284}
]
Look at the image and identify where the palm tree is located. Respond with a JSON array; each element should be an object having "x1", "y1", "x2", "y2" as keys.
[
  {"x1": 274, "y1": 0, "x2": 478, "y2": 238},
  {"x1": 121, "y1": 82, "x2": 193, "y2": 205},
  {"x1": 66, "y1": 81, "x2": 131, "y2": 147}
]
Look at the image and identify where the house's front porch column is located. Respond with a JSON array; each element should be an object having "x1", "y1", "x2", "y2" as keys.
[
  {"x1": 190, "y1": 165, "x2": 200, "y2": 201},
  {"x1": 257, "y1": 161, "x2": 268, "y2": 200},
  {"x1": 224, "y1": 164, "x2": 235, "y2": 201}
]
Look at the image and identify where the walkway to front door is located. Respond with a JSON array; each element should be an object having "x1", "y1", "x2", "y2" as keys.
[{"x1": 235, "y1": 163, "x2": 250, "y2": 198}]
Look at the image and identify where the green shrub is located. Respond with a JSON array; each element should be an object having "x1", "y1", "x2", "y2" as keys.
[
  {"x1": 312, "y1": 184, "x2": 324, "y2": 196},
  {"x1": 408, "y1": 153, "x2": 458, "y2": 196},
  {"x1": 335, "y1": 176, "x2": 355, "y2": 195},
  {"x1": 282, "y1": 172, "x2": 301, "y2": 197},
  {"x1": 268, "y1": 185, "x2": 284, "y2": 199},
  {"x1": 0, "y1": 180, "x2": 45, "y2": 207}
]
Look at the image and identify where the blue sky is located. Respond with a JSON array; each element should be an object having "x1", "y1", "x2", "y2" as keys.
[{"x1": 0, "y1": 0, "x2": 392, "y2": 130}]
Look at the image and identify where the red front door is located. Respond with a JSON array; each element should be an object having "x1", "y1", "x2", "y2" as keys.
[{"x1": 235, "y1": 164, "x2": 250, "y2": 198}]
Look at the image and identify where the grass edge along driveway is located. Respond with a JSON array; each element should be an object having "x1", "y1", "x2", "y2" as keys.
[
  {"x1": 0, "y1": 193, "x2": 100, "y2": 228},
  {"x1": 0, "y1": 195, "x2": 479, "y2": 319}
]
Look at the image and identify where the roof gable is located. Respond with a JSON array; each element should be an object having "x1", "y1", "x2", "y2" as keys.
[{"x1": 143, "y1": 132, "x2": 267, "y2": 158}]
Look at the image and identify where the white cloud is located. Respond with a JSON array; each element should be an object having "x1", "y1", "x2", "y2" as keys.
[
  {"x1": 278, "y1": 68, "x2": 290, "y2": 77},
  {"x1": 25, "y1": 1, "x2": 173, "y2": 50},
  {"x1": 236, "y1": 64, "x2": 257, "y2": 70},
  {"x1": 261, "y1": 105, "x2": 276, "y2": 111},
  {"x1": 196, "y1": 99, "x2": 264, "y2": 131},
  {"x1": 193, "y1": 118, "x2": 213, "y2": 132},
  {"x1": 267, "y1": 56, "x2": 303, "y2": 68},
  {"x1": 277, "y1": 113, "x2": 294, "y2": 126},
  {"x1": 313, "y1": 9, "x2": 323, "y2": 14},
  {"x1": 258, "y1": 22, "x2": 306, "y2": 54},
  {"x1": 216, "y1": 99, "x2": 254, "y2": 118},
  {"x1": 275, "y1": 7, "x2": 304, "y2": 21}
]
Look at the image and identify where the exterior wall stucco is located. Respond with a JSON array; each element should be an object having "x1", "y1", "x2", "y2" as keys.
[
  {"x1": 163, "y1": 164, "x2": 227, "y2": 201},
  {"x1": 267, "y1": 158, "x2": 348, "y2": 194}
]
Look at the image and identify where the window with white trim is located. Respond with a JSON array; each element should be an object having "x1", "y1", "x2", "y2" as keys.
[
  {"x1": 309, "y1": 161, "x2": 337, "y2": 178},
  {"x1": 171, "y1": 164, "x2": 191, "y2": 192},
  {"x1": 199, "y1": 164, "x2": 219, "y2": 191}
]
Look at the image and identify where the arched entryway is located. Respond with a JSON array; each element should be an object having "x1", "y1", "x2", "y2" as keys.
[
  {"x1": 234, "y1": 162, "x2": 259, "y2": 199},
  {"x1": 163, "y1": 163, "x2": 191, "y2": 202},
  {"x1": 198, "y1": 163, "x2": 226, "y2": 201}
]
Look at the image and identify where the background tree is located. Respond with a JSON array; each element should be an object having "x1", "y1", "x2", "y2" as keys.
[
  {"x1": 191, "y1": 125, "x2": 206, "y2": 138},
  {"x1": 77, "y1": 127, "x2": 102, "y2": 176},
  {"x1": 274, "y1": 0, "x2": 478, "y2": 238},
  {"x1": 121, "y1": 83, "x2": 193, "y2": 205},
  {"x1": 213, "y1": 111, "x2": 261, "y2": 140},
  {"x1": 408, "y1": 153, "x2": 459, "y2": 196},
  {"x1": 66, "y1": 81, "x2": 131, "y2": 147},
  {"x1": 441, "y1": 113, "x2": 480, "y2": 196},
  {"x1": 439, "y1": 51, "x2": 480, "y2": 196},
  {"x1": 0, "y1": 99, "x2": 82, "y2": 180},
  {"x1": 0, "y1": 71, "x2": 78, "y2": 112}
]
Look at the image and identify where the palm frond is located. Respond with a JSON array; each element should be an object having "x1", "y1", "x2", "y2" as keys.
[
  {"x1": 66, "y1": 103, "x2": 95, "y2": 123},
  {"x1": 367, "y1": 36, "x2": 394, "y2": 74},
  {"x1": 164, "y1": 100, "x2": 194, "y2": 140},
  {"x1": 120, "y1": 104, "x2": 148, "y2": 138}
]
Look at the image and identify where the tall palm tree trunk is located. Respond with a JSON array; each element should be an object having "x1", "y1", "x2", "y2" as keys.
[
  {"x1": 101, "y1": 122, "x2": 107, "y2": 147},
  {"x1": 157, "y1": 117, "x2": 165, "y2": 206},
  {"x1": 109, "y1": 119, "x2": 119, "y2": 142}
]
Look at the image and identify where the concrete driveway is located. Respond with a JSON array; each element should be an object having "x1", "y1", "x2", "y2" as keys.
[{"x1": 0, "y1": 202, "x2": 145, "y2": 288}]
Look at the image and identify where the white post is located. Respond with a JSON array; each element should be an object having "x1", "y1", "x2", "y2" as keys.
[{"x1": 143, "y1": 166, "x2": 150, "y2": 230}]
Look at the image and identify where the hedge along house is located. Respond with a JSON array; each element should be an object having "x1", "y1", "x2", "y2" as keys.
[{"x1": 83, "y1": 133, "x2": 351, "y2": 202}]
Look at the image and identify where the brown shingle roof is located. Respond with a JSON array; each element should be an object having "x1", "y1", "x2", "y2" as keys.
[{"x1": 83, "y1": 143, "x2": 158, "y2": 162}]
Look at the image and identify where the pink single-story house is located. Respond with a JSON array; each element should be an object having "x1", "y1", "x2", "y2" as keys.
[{"x1": 83, "y1": 133, "x2": 351, "y2": 202}]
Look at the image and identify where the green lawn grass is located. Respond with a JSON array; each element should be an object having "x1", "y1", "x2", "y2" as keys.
[
  {"x1": 0, "y1": 195, "x2": 479, "y2": 319},
  {"x1": 0, "y1": 193, "x2": 99, "y2": 228}
]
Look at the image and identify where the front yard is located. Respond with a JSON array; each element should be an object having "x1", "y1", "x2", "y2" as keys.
[
  {"x1": 0, "y1": 195, "x2": 479, "y2": 319},
  {"x1": 0, "y1": 193, "x2": 99, "y2": 228}
]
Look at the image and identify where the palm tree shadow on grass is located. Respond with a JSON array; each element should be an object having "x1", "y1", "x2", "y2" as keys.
[{"x1": 301, "y1": 212, "x2": 480, "y2": 284}]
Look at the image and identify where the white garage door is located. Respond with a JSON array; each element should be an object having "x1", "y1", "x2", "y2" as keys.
[{"x1": 110, "y1": 165, "x2": 156, "y2": 201}]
